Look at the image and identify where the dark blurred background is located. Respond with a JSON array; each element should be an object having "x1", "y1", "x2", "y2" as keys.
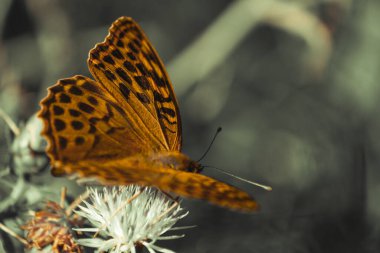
[{"x1": 1, "y1": 0, "x2": 380, "y2": 252}]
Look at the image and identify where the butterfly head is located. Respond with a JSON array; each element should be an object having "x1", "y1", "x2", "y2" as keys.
[
  {"x1": 186, "y1": 160, "x2": 203, "y2": 173},
  {"x1": 165, "y1": 152, "x2": 203, "y2": 173}
]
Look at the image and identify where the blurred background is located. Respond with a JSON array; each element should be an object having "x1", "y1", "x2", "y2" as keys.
[{"x1": 0, "y1": 0, "x2": 379, "y2": 252}]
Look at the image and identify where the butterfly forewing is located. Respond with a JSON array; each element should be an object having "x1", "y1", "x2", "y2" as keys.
[
  {"x1": 88, "y1": 17, "x2": 181, "y2": 151},
  {"x1": 39, "y1": 75, "x2": 157, "y2": 172}
]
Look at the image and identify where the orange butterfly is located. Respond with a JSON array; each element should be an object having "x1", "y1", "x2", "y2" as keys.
[{"x1": 38, "y1": 17, "x2": 258, "y2": 211}]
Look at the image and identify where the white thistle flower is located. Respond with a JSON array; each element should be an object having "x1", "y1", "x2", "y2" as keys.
[{"x1": 74, "y1": 186, "x2": 189, "y2": 253}]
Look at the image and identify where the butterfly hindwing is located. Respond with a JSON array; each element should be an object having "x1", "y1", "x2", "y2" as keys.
[
  {"x1": 88, "y1": 17, "x2": 181, "y2": 152},
  {"x1": 63, "y1": 158, "x2": 258, "y2": 212}
]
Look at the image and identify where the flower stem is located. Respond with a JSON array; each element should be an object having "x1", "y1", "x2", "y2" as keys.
[{"x1": 0, "y1": 222, "x2": 28, "y2": 246}]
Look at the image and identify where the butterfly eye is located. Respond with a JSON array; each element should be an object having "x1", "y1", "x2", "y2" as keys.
[{"x1": 186, "y1": 162, "x2": 203, "y2": 173}]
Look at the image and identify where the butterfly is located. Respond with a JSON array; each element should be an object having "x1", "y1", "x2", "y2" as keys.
[{"x1": 38, "y1": 17, "x2": 258, "y2": 211}]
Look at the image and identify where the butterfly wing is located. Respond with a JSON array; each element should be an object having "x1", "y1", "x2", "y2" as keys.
[
  {"x1": 88, "y1": 16, "x2": 181, "y2": 152},
  {"x1": 39, "y1": 17, "x2": 181, "y2": 174},
  {"x1": 39, "y1": 75, "x2": 167, "y2": 175},
  {"x1": 61, "y1": 158, "x2": 258, "y2": 212}
]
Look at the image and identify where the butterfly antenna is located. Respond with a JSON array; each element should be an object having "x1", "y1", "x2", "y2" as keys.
[
  {"x1": 204, "y1": 165, "x2": 272, "y2": 191},
  {"x1": 196, "y1": 127, "x2": 222, "y2": 162}
]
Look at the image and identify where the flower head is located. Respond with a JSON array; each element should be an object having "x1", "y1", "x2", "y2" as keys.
[
  {"x1": 22, "y1": 201, "x2": 83, "y2": 253},
  {"x1": 75, "y1": 185, "x2": 189, "y2": 253}
]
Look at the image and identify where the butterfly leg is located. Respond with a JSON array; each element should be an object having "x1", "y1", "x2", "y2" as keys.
[
  {"x1": 160, "y1": 190, "x2": 179, "y2": 202},
  {"x1": 66, "y1": 190, "x2": 90, "y2": 216}
]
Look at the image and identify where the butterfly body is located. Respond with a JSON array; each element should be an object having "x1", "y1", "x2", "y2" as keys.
[
  {"x1": 143, "y1": 150, "x2": 202, "y2": 172},
  {"x1": 38, "y1": 17, "x2": 259, "y2": 211}
]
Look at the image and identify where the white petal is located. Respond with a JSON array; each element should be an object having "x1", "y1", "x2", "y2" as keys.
[
  {"x1": 157, "y1": 234, "x2": 185, "y2": 240},
  {"x1": 73, "y1": 227, "x2": 99, "y2": 232},
  {"x1": 144, "y1": 242, "x2": 176, "y2": 253},
  {"x1": 76, "y1": 238, "x2": 106, "y2": 248},
  {"x1": 170, "y1": 225, "x2": 197, "y2": 231}
]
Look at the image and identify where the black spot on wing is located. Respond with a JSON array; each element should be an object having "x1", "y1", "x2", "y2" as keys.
[
  {"x1": 112, "y1": 49, "x2": 124, "y2": 59},
  {"x1": 161, "y1": 107, "x2": 176, "y2": 117},
  {"x1": 153, "y1": 90, "x2": 172, "y2": 103},
  {"x1": 116, "y1": 40, "x2": 124, "y2": 48},
  {"x1": 119, "y1": 83, "x2": 130, "y2": 100},
  {"x1": 71, "y1": 120, "x2": 84, "y2": 130},
  {"x1": 59, "y1": 94, "x2": 71, "y2": 103},
  {"x1": 116, "y1": 68, "x2": 132, "y2": 84},
  {"x1": 58, "y1": 136, "x2": 68, "y2": 150},
  {"x1": 81, "y1": 81, "x2": 101, "y2": 94},
  {"x1": 136, "y1": 93, "x2": 150, "y2": 104},
  {"x1": 134, "y1": 76, "x2": 150, "y2": 90},
  {"x1": 118, "y1": 31, "x2": 125, "y2": 39},
  {"x1": 98, "y1": 44, "x2": 109, "y2": 52},
  {"x1": 87, "y1": 96, "x2": 98, "y2": 106},
  {"x1": 150, "y1": 71, "x2": 166, "y2": 87},
  {"x1": 53, "y1": 105, "x2": 64, "y2": 115},
  {"x1": 142, "y1": 51, "x2": 157, "y2": 64},
  {"x1": 127, "y1": 52, "x2": 136, "y2": 61},
  {"x1": 133, "y1": 38, "x2": 142, "y2": 48},
  {"x1": 60, "y1": 79, "x2": 76, "y2": 85},
  {"x1": 68, "y1": 86, "x2": 83, "y2": 96},
  {"x1": 69, "y1": 109, "x2": 81, "y2": 117},
  {"x1": 54, "y1": 119, "x2": 66, "y2": 131},
  {"x1": 105, "y1": 103, "x2": 114, "y2": 118},
  {"x1": 128, "y1": 42, "x2": 138, "y2": 54},
  {"x1": 78, "y1": 102, "x2": 95, "y2": 114},
  {"x1": 91, "y1": 51, "x2": 100, "y2": 60},
  {"x1": 89, "y1": 117, "x2": 100, "y2": 124},
  {"x1": 156, "y1": 108, "x2": 177, "y2": 126},
  {"x1": 136, "y1": 63, "x2": 148, "y2": 76},
  {"x1": 96, "y1": 63, "x2": 106, "y2": 69},
  {"x1": 50, "y1": 85, "x2": 64, "y2": 93},
  {"x1": 75, "y1": 136, "x2": 85, "y2": 145},
  {"x1": 104, "y1": 70, "x2": 116, "y2": 81},
  {"x1": 123, "y1": 61, "x2": 137, "y2": 73},
  {"x1": 103, "y1": 55, "x2": 115, "y2": 65}
]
